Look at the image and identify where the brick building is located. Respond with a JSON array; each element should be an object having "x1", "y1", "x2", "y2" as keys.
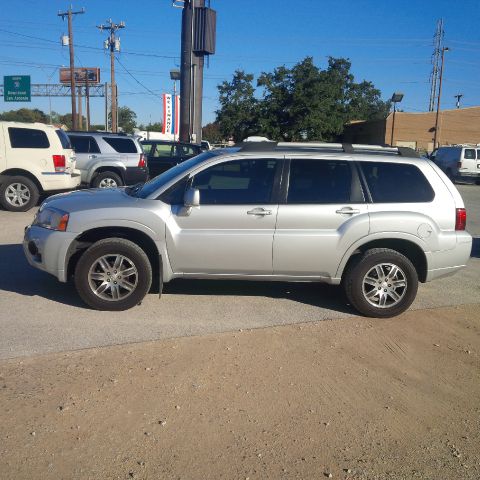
[{"x1": 343, "y1": 106, "x2": 480, "y2": 153}]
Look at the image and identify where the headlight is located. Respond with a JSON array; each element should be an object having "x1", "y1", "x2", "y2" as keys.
[{"x1": 34, "y1": 207, "x2": 70, "y2": 231}]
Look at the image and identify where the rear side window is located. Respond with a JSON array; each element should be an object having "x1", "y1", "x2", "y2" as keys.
[
  {"x1": 175, "y1": 144, "x2": 200, "y2": 157},
  {"x1": 8, "y1": 127, "x2": 49, "y2": 149},
  {"x1": 103, "y1": 137, "x2": 138, "y2": 153},
  {"x1": 360, "y1": 162, "x2": 434, "y2": 203},
  {"x1": 69, "y1": 135, "x2": 100, "y2": 154},
  {"x1": 287, "y1": 159, "x2": 353, "y2": 204},
  {"x1": 141, "y1": 142, "x2": 154, "y2": 155},
  {"x1": 464, "y1": 149, "x2": 475, "y2": 160},
  {"x1": 56, "y1": 129, "x2": 71, "y2": 149}
]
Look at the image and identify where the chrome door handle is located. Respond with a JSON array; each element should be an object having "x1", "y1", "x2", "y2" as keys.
[
  {"x1": 336, "y1": 207, "x2": 360, "y2": 215},
  {"x1": 247, "y1": 208, "x2": 272, "y2": 216},
  {"x1": 88, "y1": 154, "x2": 97, "y2": 159}
]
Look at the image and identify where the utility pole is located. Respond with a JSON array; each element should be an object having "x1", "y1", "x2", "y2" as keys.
[
  {"x1": 97, "y1": 19, "x2": 125, "y2": 133},
  {"x1": 428, "y1": 19, "x2": 443, "y2": 112},
  {"x1": 177, "y1": 0, "x2": 215, "y2": 143},
  {"x1": 454, "y1": 93, "x2": 463, "y2": 109},
  {"x1": 77, "y1": 85, "x2": 83, "y2": 130},
  {"x1": 58, "y1": 6, "x2": 85, "y2": 130},
  {"x1": 85, "y1": 72, "x2": 91, "y2": 131},
  {"x1": 433, "y1": 46, "x2": 449, "y2": 149}
]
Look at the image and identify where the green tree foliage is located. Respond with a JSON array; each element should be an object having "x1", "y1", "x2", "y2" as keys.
[
  {"x1": 0, "y1": 108, "x2": 48, "y2": 123},
  {"x1": 202, "y1": 122, "x2": 222, "y2": 143},
  {"x1": 215, "y1": 57, "x2": 390, "y2": 142},
  {"x1": 108, "y1": 106, "x2": 137, "y2": 133},
  {"x1": 216, "y1": 70, "x2": 258, "y2": 142},
  {"x1": 138, "y1": 122, "x2": 163, "y2": 132}
]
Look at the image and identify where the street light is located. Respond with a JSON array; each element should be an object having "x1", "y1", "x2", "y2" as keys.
[
  {"x1": 433, "y1": 47, "x2": 449, "y2": 149},
  {"x1": 390, "y1": 92, "x2": 404, "y2": 146},
  {"x1": 170, "y1": 69, "x2": 181, "y2": 142}
]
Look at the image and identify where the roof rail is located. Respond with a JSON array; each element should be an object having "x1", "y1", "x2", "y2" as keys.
[{"x1": 237, "y1": 141, "x2": 420, "y2": 158}]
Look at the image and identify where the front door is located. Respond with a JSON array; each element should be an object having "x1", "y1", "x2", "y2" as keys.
[
  {"x1": 273, "y1": 157, "x2": 369, "y2": 279},
  {"x1": 165, "y1": 157, "x2": 282, "y2": 275}
]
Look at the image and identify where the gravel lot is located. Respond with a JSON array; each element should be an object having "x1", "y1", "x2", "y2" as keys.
[{"x1": 0, "y1": 185, "x2": 479, "y2": 360}]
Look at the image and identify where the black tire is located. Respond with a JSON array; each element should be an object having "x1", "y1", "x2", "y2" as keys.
[
  {"x1": 343, "y1": 248, "x2": 418, "y2": 318},
  {"x1": 74, "y1": 238, "x2": 152, "y2": 311},
  {"x1": 0, "y1": 175, "x2": 40, "y2": 212},
  {"x1": 91, "y1": 171, "x2": 123, "y2": 189}
]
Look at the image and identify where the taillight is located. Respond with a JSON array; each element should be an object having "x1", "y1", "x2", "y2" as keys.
[
  {"x1": 457, "y1": 161, "x2": 462, "y2": 169},
  {"x1": 138, "y1": 153, "x2": 146, "y2": 168},
  {"x1": 455, "y1": 208, "x2": 467, "y2": 231},
  {"x1": 52, "y1": 155, "x2": 66, "y2": 172}
]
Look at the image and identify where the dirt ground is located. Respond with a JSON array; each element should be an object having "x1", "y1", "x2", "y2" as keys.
[{"x1": 1, "y1": 304, "x2": 479, "y2": 480}]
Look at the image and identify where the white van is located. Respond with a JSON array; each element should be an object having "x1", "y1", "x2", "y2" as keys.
[
  {"x1": 434, "y1": 145, "x2": 480, "y2": 184},
  {"x1": 0, "y1": 122, "x2": 81, "y2": 211}
]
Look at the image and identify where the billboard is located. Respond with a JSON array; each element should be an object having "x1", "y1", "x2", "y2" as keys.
[
  {"x1": 59, "y1": 67, "x2": 100, "y2": 85},
  {"x1": 162, "y1": 94, "x2": 180, "y2": 137}
]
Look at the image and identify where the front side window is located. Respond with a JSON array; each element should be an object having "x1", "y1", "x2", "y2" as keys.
[
  {"x1": 8, "y1": 128, "x2": 49, "y2": 149},
  {"x1": 103, "y1": 137, "x2": 138, "y2": 153},
  {"x1": 360, "y1": 161, "x2": 434, "y2": 203},
  {"x1": 191, "y1": 158, "x2": 280, "y2": 205},
  {"x1": 464, "y1": 149, "x2": 475, "y2": 160},
  {"x1": 153, "y1": 144, "x2": 174, "y2": 158},
  {"x1": 69, "y1": 135, "x2": 100, "y2": 154},
  {"x1": 287, "y1": 159, "x2": 353, "y2": 204}
]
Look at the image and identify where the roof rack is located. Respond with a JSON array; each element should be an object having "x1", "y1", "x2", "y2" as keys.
[{"x1": 236, "y1": 141, "x2": 420, "y2": 158}]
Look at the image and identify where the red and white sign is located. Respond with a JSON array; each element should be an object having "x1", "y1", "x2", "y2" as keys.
[{"x1": 162, "y1": 94, "x2": 180, "y2": 136}]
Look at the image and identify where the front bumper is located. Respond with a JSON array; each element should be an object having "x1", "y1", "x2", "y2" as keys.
[
  {"x1": 23, "y1": 225, "x2": 77, "y2": 282},
  {"x1": 125, "y1": 167, "x2": 149, "y2": 185}
]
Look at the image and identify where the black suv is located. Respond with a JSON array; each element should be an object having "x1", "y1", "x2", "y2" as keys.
[{"x1": 140, "y1": 140, "x2": 202, "y2": 178}]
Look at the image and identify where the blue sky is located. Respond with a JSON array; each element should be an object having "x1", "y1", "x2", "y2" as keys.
[{"x1": 0, "y1": 0, "x2": 479, "y2": 127}]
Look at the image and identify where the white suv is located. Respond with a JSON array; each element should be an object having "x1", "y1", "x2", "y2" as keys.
[
  {"x1": 23, "y1": 143, "x2": 472, "y2": 317},
  {"x1": 0, "y1": 121, "x2": 80, "y2": 211}
]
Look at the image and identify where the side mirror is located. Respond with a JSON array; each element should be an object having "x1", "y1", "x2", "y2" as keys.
[{"x1": 184, "y1": 187, "x2": 200, "y2": 207}]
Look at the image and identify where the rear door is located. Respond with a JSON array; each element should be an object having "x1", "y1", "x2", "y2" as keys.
[
  {"x1": 68, "y1": 135, "x2": 101, "y2": 175},
  {"x1": 273, "y1": 157, "x2": 369, "y2": 279}
]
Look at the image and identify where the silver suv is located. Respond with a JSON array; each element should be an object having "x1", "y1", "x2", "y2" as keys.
[
  {"x1": 66, "y1": 131, "x2": 148, "y2": 188},
  {"x1": 23, "y1": 142, "x2": 472, "y2": 317}
]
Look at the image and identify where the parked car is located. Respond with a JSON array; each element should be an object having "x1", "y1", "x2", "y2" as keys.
[
  {"x1": 66, "y1": 131, "x2": 148, "y2": 188},
  {"x1": 434, "y1": 145, "x2": 480, "y2": 184},
  {"x1": 200, "y1": 140, "x2": 212, "y2": 151},
  {"x1": 0, "y1": 121, "x2": 80, "y2": 211},
  {"x1": 140, "y1": 140, "x2": 202, "y2": 178},
  {"x1": 24, "y1": 142, "x2": 472, "y2": 317}
]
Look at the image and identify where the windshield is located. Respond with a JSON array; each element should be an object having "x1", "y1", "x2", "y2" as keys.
[{"x1": 135, "y1": 150, "x2": 235, "y2": 199}]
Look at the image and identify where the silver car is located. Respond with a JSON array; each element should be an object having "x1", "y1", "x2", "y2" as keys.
[
  {"x1": 66, "y1": 131, "x2": 148, "y2": 188},
  {"x1": 23, "y1": 142, "x2": 472, "y2": 317}
]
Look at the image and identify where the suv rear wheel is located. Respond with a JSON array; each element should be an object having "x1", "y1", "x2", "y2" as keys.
[
  {"x1": 0, "y1": 175, "x2": 40, "y2": 212},
  {"x1": 92, "y1": 171, "x2": 123, "y2": 189},
  {"x1": 343, "y1": 248, "x2": 418, "y2": 318},
  {"x1": 74, "y1": 238, "x2": 152, "y2": 311}
]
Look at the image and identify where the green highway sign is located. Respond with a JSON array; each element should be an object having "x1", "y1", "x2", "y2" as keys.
[{"x1": 4, "y1": 75, "x2": 31, "y2": 102}]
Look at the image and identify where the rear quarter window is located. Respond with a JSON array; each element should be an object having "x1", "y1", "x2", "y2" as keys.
[
  {"x1": 8, "y1": 127, "x2": 50, "y2": 149},
  {"x1": 102, "y1": 137, "x2": 138, "y2": 153},
  {"x1": 360, "y1": 162, "x2": 434, "y2": 203},
  {"x1": 56, "y1": 129, "x2": 72, "y2": 149}
]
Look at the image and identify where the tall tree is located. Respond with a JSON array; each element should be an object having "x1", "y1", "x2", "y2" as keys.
[
  {"x1": 216, "y1": 70, "x2": 258, "y2": 142},
  {"x1": 109, "y1": 106, "x2": 137, "y2": 133},
  {"x1": 0, "y1": 108, "x2": 48, "y2": 123},
  {"x1": 202, "y1": 121, "x2": 222, "y2": 143}
]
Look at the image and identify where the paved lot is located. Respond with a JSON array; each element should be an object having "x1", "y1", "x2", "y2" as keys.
[{"x1": 0, "y1": 185, "x2": 479, "y2": 360}]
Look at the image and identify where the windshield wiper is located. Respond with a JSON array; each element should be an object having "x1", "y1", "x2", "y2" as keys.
[{"x1": 126, "y1": 182, "x2": 144, "y2": 197}]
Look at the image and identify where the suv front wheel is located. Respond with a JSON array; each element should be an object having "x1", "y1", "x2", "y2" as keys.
[
  {"x1": 74, "y1": 238, "x2": 152, "y2": 311},
  {"x1": 343, "y1": 248, "x2": 418, "y2": 318}
]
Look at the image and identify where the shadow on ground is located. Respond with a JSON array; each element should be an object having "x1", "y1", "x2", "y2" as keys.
[{"x1": 0, "y1": 243, "x2": 354, "y2": 314}]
